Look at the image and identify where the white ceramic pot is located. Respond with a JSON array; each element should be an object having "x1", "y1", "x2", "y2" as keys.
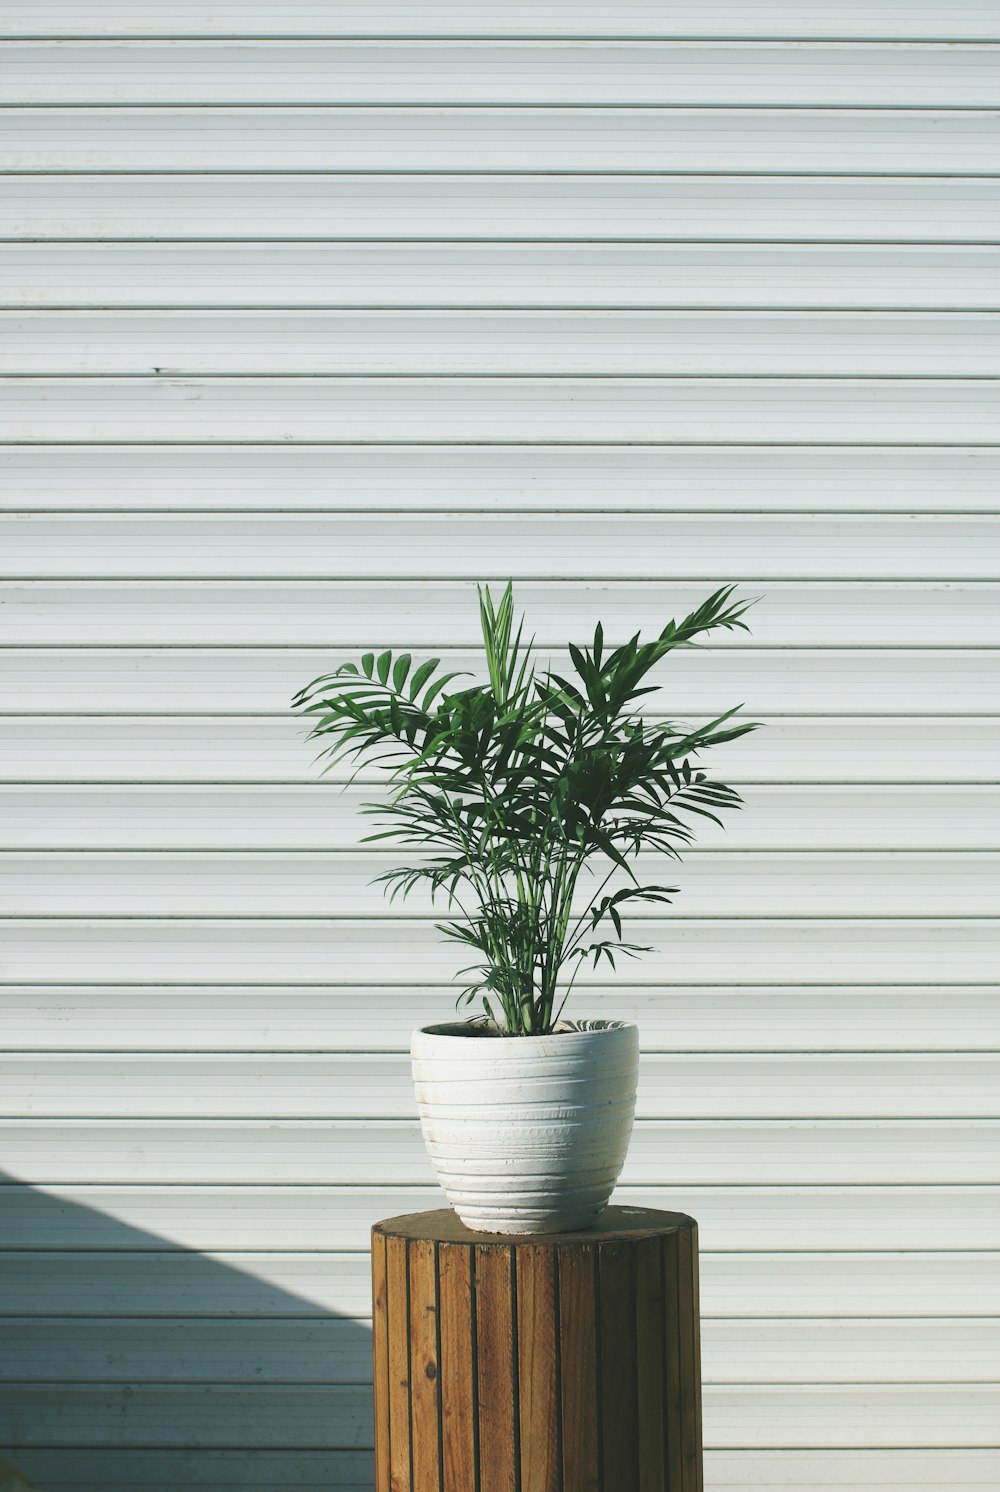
[{"x1": 410, "y1": 1018, "x2": 639, "y2": 1234}]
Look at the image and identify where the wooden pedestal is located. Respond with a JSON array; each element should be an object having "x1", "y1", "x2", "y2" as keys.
[{"x1": 371, "y1": 1207, "x2": 703, "y2": 1492}]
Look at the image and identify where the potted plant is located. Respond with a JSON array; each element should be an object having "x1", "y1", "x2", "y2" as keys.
[{"x1": 294, "y1": 584, "x2": 757, "y2": 1233}]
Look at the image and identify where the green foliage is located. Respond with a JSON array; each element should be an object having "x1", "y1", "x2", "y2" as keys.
[{"x1": 293, "y1": 584, "x2": 759, "y2": 1035}]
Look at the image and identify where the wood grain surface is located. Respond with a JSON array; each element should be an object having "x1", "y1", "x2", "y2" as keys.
[{"x1": 372, "y1": 1208, "x2": 702, "y2": 1491}]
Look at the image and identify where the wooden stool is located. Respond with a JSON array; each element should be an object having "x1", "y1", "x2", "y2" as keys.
[{"x1": 371, "y1": 1207, "x2": 703, "y2": 1492}]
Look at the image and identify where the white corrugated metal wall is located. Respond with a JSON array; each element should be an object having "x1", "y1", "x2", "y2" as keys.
[{"x1": 1, "y1": 4, "x2": 998, "y2": 1488}]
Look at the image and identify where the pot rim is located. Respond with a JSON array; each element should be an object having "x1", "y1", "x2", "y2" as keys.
[{"x1": 413, "y1": 1018, "x2": 637, "y2": 1042}]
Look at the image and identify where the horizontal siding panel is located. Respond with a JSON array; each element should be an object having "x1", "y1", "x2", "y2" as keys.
[
  {"x1": 7, "y1": 376, "x2": 1000, "y2": 442},
  {"x1": 0, "y1": 1381, "x2": 996, "y2": 1449},
  {"x1": 8, "y1": 107, "x2": 1000, "y2": 173},
  {"x1": 0, "y1": 1381, "x2": 373, "y2": 1449},
  {"x1": 3, "y1": 2, "x2": 998, "y2": 40},
  {"x1": 5, "y1": 1183, "x2": 997, "y2": 1251},
  {"x1": 704, "y1": 1321, "x2": 1000, "y2": 1382},
  {"x1": 4, "y1": 445, "x2": 997, "y2": 511},
  {"x1": 2, "y1": 1117, "x2": 997, "y2": 1184},
  {"x1": 702, "y1": 1386, "x2": 1000, "y2": 1449},
  {"x1": 3, "y1": 787, "x2": 996, "y2": 851},
  {"x1": 6, "y1": 1250, "x2": 997, "y2": 1320},
  {"x1": 10, "y1": 311, "x2": 1000, "y2": 376},
  {"x1": 7, "y1": 43, "x2": 1000, "y2": 107},
  {"x1": 0, "y1": 1250, "x2": 377, "y2": 1317},
  {"x1": 4, "y1": 985, "x2": 999, "y2": 1053},
  {"x1": 1, "y1": 918, "x2": 996, "y2": 984},
  {"x1": 3, "y1": 1316, "x2": 376, "y2": 1384},
  {"x1": 6, "y1": 516, "x2": 996, "y2": 579},
  {"x1": 705, "y1": 1450, "x2": 1000, "y2": 1488},
  {"x1": 699, "y1": 1253, "x2": 1000, "y2": 1319},
  {"x1": 5, "y1": 1316, "x2": 999, "y2": 1384},
  {"x1": 1, "y1": 716, "x2": 996, "y2": 785},
  {"x1": 5, "y1": 851, "x2": 995, "y2": 917},
  {"x1": 0, "y1": 716, "x2": 312, "y2": 782},
  {"x1": 7, "y1": 175, "x2": 998, "y2": 243},
  {"x1": 6, "y1": 245, "x2": 999, "y2": 309},
  {"x1": 7, "y1": 1052, "x2": 1000, "y2": 1118},
  {"x1": 3, "y1": 651, "x2": 997, "y2": 715},
  {"x1": 10, "y1": 1449, "x2": 1000, "y2": 1492},
  {"x1": 0, "y1": 1448, "x2": 374, "y2": 1492},
  {"x1": 7, "y1": 582, "x2": 998, "y2": 648}
]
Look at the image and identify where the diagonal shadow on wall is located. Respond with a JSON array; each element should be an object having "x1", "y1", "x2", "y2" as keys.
[{"x1": 0, "y1": 1172, "x2": 376, "y2": 1492}]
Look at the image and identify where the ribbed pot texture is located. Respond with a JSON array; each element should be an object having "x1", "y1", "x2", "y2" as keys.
[{"x1": 410, "y1": 1019, "x2": 639, "y2": 1234}]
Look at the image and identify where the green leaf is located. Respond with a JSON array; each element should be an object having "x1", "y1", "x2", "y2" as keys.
[
  {"x1": 292, "y1": 582, "x2": 758, "y2": 1034},
  {"x1": 408, "y1": 657, "x2": 439, "y2": 700},
  {"x1": 568, "y1": 642, "x2": 590, "y2": 681},
  {"x1": 422, "y1": 670, "x2": 468, "y2": 712},
  {"x1": 590, "y1": 827, "x2": 637, "y2": 880}
]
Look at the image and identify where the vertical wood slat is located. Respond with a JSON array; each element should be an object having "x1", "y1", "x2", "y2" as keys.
[
  {"x1": 516, "y1": 1243, "x2": 560, "y2": 1492},
  {"x1": 475, "y1": 1244, "x2": 518, "y2": 1492},
  {"x1": 676, "y1": 1227, "x2": 698, "y2": 1492},
  {"x1": 558, "y1": 1242, "x2": 601, "y2": 1492},
  {"x1": 374, "y1": 1208, "x2": 701, "y2": 1492},
  {"x1": 409, "y1": 1237, "x2": 443, "y2": 1492},
  {"x1": 686, "y1": 1225, "x2": 705, "y2": 1492},
  {"x1": 635, "y1": 1235, "x2": 667, "y2": 1492},
  {"x1": 438, "y1": 1242, "x2": 478, "y2": 1492},
  {"x1": 372, "y1": 1229, "x2": 391, "y2": 1492},
  {"x1": 599, "y1": 1240, "x2": 640, "y2": 1492},
  {"x1": 385, "y1": 1233, "x2": 412, "y2": 1492},
  {"x1": 662, "y1": 1229, "x2": 684, "y2": 1492}
]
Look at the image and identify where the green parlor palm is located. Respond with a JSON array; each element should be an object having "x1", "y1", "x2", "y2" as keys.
[{"x1": 293, "y1": 584, "x2": 758, "y2": 1036}]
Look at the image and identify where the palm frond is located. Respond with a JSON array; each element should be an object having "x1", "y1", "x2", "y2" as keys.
[{"x1": 293, "y1": 582, "x2": 760, "y2": 1033}]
